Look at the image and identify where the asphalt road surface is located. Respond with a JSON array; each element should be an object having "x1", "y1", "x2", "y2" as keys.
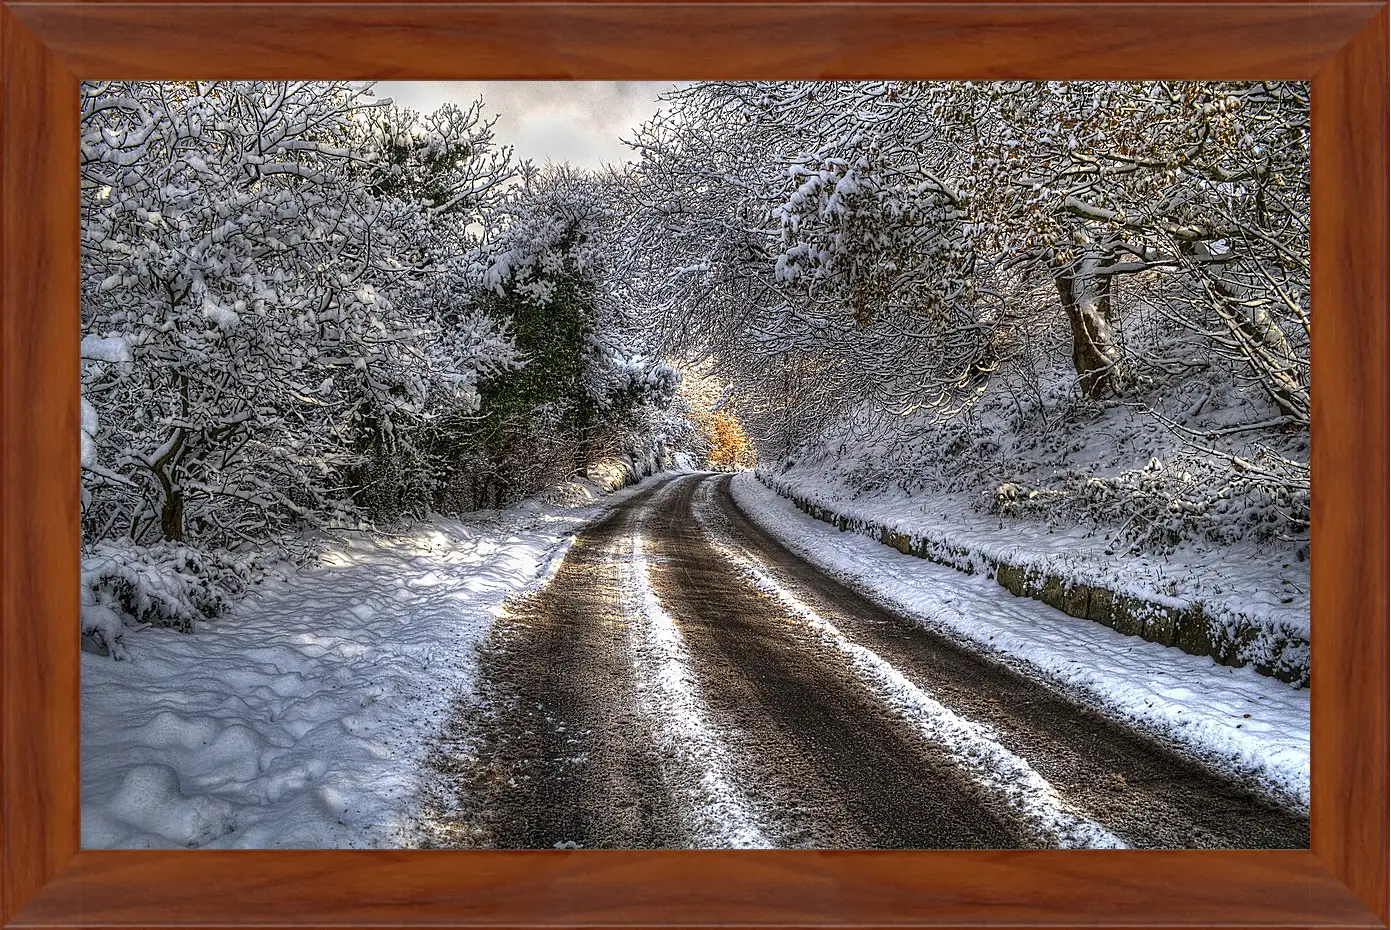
[{"x1": 420, "y1": 473, "x2": 1309, "y2": 850}]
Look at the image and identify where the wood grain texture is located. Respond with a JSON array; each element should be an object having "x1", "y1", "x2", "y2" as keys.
[
  {"x1": 6, "y1": 849, "x2": 1386, "y2": 927},
  {"x1": 4, "y1": 0, "x2": 1383, "y2": 5},
  {"x1": 4, "y1": 3, "x2": 1382, "y2": 80},
  {"x1": 0, "y1": 5, "x2": 81, "y2": 927},
  {"x1": 1310, "y1": 7, "x2": 1390, "y2": 925},
  {"x1": 1, "y1": 1, "x2": 1387, "y2": 928}
]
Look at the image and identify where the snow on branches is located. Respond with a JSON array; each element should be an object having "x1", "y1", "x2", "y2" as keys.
[
  {"x1": 80, "y1": 83, "x2": 696, "y2": 648},
  {"x1": 80, "y1": 81, "x2": 523, "y2": 549},
  {"x1": 621, "y1": 79, "x2": 1309, "y2": 543}
]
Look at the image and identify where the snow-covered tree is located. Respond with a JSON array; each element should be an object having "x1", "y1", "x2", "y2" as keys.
[
  {"x1": 625, "y1": 80, "x2": 1307, "y2": 450},
  {"x1": 622, "y1": 82, "x2": 997, "y2": 460},
  {"x1": 406, "y1": 166, "x2": 683, "y2": 508},
  {"x1": 80, "y1": 81, "x2": 522, "y2": 545}
]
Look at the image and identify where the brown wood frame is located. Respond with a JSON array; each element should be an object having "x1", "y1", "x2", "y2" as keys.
[{"x1": 1, "y1": 3, "x2": 1385, "y2": 927}]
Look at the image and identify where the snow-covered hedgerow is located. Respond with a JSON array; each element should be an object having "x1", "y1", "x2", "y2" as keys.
[
  {"x1": 79, "y1": 84, "x2": 701, "y2": 616},
  {"x1": 81, "y1": 541, "x2": 263, "y2": 656}
]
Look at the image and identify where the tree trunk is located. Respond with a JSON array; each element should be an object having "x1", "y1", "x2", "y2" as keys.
[
  {"x1": 1225, "y1": 300, "x2": 1306, "y2": 421},
  {"x1": 150, "y1": 422, "x2": 188, "y2": 542},
  {"x1": 160, "y1": 489, "x2": 185, "y2": 542},
  {"x1": 1055, "y1": 252, "x2": 1126, "y2": 399},
  {"x1": 153, "y1": 375, "x2": 191, "y2": 542}
]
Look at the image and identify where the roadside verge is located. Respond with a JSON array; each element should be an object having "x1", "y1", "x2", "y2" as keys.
[
  {"x1": 732, "y1": 471, "x2": 1310, "y2": 813},
  {"x1": 755, "y1": 470, "x2": 1309, "y2": 687}
]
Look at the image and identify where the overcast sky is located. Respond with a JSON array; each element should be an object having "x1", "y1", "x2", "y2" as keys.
[{"x1": 373, "y1": 82, "x2": 682, "y2": 171}]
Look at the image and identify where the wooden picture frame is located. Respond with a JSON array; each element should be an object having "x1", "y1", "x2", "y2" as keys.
[{"x1": 2, "y1": 2, "x2": 1385, "y2": 927}]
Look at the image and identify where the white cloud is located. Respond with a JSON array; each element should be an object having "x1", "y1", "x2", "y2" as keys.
[{"x1": 372, "y1": 81, "x2": 682, "y2": 170}]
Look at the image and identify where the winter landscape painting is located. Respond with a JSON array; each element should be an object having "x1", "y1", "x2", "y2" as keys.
[{"x1": 80, "y1": 80, "x2": 1311, "y2": 850}]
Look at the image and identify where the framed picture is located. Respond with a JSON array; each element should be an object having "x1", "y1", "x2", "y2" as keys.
[{"x1": 2, "y1": 1, "x2": 1385, "y2": 927}]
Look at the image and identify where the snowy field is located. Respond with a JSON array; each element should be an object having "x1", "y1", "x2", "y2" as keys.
[
  {"x1": 731, "y1": 472, "x2": 1311, "y2": 813},
  {"x1": 81, "y1": 476, "x2": 661, "y2": 849}
]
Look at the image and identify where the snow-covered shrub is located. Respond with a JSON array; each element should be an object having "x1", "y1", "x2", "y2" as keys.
[
  {"x1": 989, "y1": 453, "x2": 1309, "y2": 556},
  {"x1": 81, "y1": 540, "x2": 263, "y2": 639}
]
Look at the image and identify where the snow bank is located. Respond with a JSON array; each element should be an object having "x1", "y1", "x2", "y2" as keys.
[
  {"x1": 82, "y1": 476, "x2": 663, "y2": 849},
  {"x1": 732, "y1": 472, "x2": 1310, "y2": 813},
  {"x1": 756, "y1": 468, "x2": 1309, "y2": 686}
]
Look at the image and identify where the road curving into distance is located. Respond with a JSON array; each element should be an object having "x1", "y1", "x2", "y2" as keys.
[{"x1": 420, "y1": 473, "x2": 1310, "y2": 850}]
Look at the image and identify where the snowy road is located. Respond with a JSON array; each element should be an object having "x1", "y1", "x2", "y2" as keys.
[{"x1": 422, "y1": 473, "x2": 1309, "y2": 850}]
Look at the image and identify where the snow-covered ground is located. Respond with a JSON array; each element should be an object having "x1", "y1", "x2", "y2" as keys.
[
  {"x1": 81, "y1": 476, "x2": 661, "y2": 849},
  {"x1": 731, "y1": 472, "x2": 1311, "y2": 813},
  {"x1": 762, "y1": 364, "x2": 1311, "y2": 679}
]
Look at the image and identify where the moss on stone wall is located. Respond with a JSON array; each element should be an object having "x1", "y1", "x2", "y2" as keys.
[{"x1": 762, "y1": 475, "x2": 1309, "y2": 687}]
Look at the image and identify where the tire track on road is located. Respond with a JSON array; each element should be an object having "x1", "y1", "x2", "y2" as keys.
[
  {"x1": 641, "y1": 475, "x2": 1027, "y2": 849},
  {"x1": 705, "y1": 473, "x2": 1310, "y2": 849},
  {"x1": 619, "y1": 486, "x2": 771, "y2": 847},
  {"x1": 421, "y1": 478, "x2": 689, "y2": 849}
]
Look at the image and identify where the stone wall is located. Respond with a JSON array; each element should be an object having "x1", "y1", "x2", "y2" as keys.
[{"x1": 761, "y1": 477, "x2": 1310, "y2": 687}]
